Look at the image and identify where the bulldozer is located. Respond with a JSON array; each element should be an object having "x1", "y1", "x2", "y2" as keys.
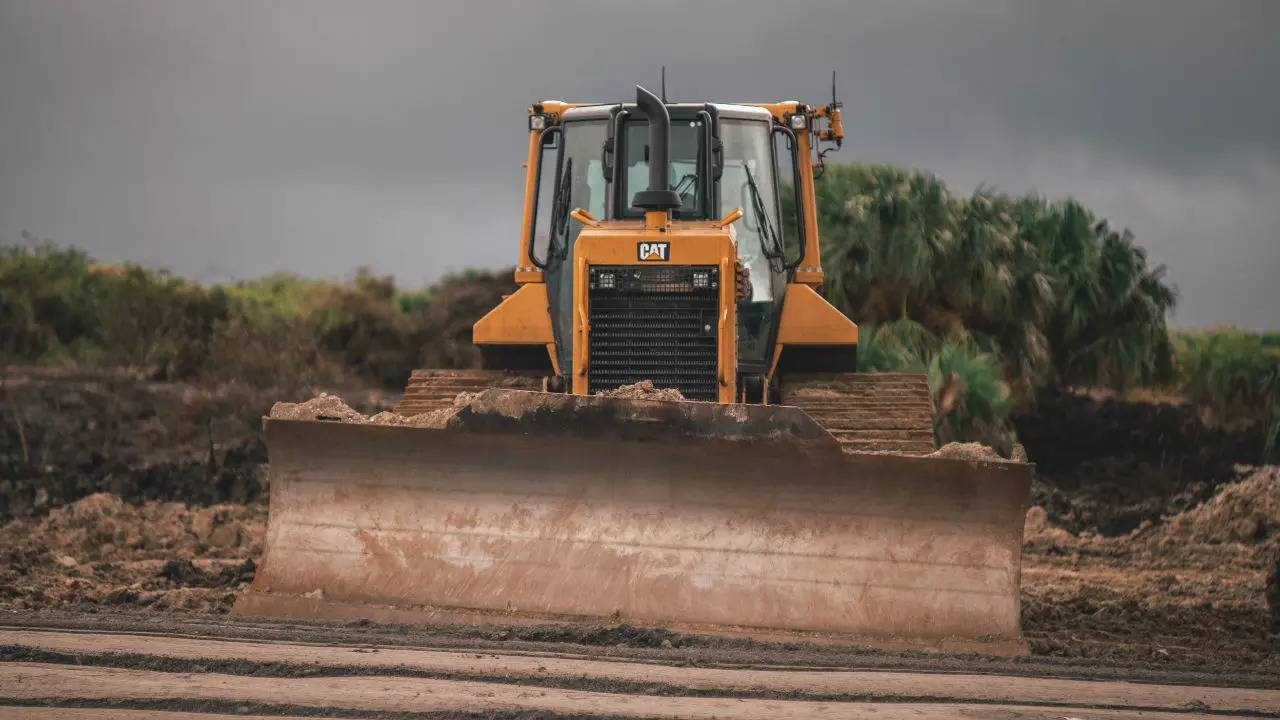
[{"x1": 235, "y1": 86, "x2": 1033, "y2": 654}]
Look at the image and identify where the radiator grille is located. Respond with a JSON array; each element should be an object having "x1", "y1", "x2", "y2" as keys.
[{"x1": 587, "y1": 265, "x2": 719, "y2": 401}]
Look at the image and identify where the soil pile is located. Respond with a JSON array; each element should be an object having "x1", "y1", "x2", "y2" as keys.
[
  {"x1": 1015, "y1": 390, "x2": 1267, "y2": 535},
  {"x1": 929, "y1": 442, "x2": 1005, "y2": 461},
  {"x1": 1020, "y1": 466, "x2": 1279, "y2": 667},
  {"x1": 268, "y1": 392, "x2": 367, "y2": 423},
  {"x1": 596, "y1": 380, "x2": 687, "y2": 402},
  {"x1": 271, "y1": 391, "x2": 467, "y2": 429},
  {"x1": 1159, "y1": 466, "x2": 1280, "y2": 546},
  {"x1": 1024, "y1": 465, "x2": 1280, "y2": 558},
  {"x1": 0, "y1": 492, "x2": 263, "y2": 613}
]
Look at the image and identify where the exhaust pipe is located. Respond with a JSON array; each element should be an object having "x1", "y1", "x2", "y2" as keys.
[{"x1": 631, "y1": 85, "x2": 682, "y2": 212}]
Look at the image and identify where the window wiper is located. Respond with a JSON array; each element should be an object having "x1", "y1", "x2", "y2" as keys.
[
  {"x1": 743, "y1": 163, "x2": 785, "y2": 273},
  {"x1": 673, "y1": 172, "x2": 698, "y2": 198}
]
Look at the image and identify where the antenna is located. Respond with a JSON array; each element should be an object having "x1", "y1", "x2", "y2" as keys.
[{"x1": 661, "y1": 66, "x2": 667, "y2": 103}]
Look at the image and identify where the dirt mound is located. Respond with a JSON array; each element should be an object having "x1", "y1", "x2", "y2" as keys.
[
  {"x1": 276, "y1": 390, "x2": 483, "y2": 430},
  {"x1": 269, "y1": 392, "x2": 367, "y2": 422},
  {"x1": 930, "y1": 442, "x2": 1007, "y2": 462},
  {"x1": 595, "y1": 380, "x2": 686, "y2": 402},
  {"x1": 1015, "y1": 390, "x2": 1265, "y2": 535},
  {"x1": 0, "y1": 492, "x2": 264, "y2": 613},
  {"x1": 1025, "y1": 467, "x2": 1280, "y2": 544},
  {"x1": 1157, "y1": 466, "x2": 1280, "y2": 545}
]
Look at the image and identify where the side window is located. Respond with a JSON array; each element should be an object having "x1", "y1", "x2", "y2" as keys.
[
  {"x1": 772, "y1": 127, "x2": 805, "y2": 265},
  {"x1": 528, "y1": 128, "x2": 563, "y2": 269}
]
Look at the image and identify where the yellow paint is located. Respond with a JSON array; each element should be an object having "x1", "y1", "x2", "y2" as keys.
[
  {"x1": 767, "y1": 283, "x2": 858, "y2": 379},
  {"x1": 514, "y1": 129, "x2": 544, "y2": 285},
  {"x1": 791, "y1": 129, "x2": 824, "y2": 287},
  {"x1": 473, "y1": 283, "x2": 554, "y2": 345},
  {"x1": 717, "y1": 207, "x2": 744, "y2": 226},
  {"x1": 571, "y1": 219, "x2": 738, "y2": 403},
  {"x1": 774, "y1": 283, "x2": 858, "y2": 345},
  {"x1": 570, "y1": 208, "x2": 601, "y2": 226},
  {"x1": 498, "y1": 97, "x2": 856, "y2": 401}
]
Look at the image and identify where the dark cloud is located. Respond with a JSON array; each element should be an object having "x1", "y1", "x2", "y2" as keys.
[{"x1": 0, "y1": 0, "x2": 1276, "y2": 327}]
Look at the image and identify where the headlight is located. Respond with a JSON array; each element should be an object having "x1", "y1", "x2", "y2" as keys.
[
  {"x1": 529, "y1": 114, "x2": 548, "y2": 131},
  {"x1": 691, "y1": 270, "x2": 710, "y2": 288},
  {"x1": 788, "y1": 113, "x2": 807, "y2": 130},
  {"x1": 597, "y1": 272, "x2": 615, "y2": 289}
]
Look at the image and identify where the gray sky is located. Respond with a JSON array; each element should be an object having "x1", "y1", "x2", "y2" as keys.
[{"x1": 1, "y1": 0, "x2": 1277, "y2": 329}]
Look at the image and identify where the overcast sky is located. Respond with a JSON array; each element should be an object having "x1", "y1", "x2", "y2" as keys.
[{"x1": 1, "y1": 0, "x2": 1276, "y2": 328}]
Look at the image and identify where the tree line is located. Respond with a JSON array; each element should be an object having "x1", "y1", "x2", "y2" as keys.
[{"x1": 2, "y1": 164, "x2": 1275, "y2": 457}]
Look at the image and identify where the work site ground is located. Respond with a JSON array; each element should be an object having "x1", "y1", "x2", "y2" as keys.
[{"x1": 2, "y1": 366, "x2": 1278, "y2": 718}]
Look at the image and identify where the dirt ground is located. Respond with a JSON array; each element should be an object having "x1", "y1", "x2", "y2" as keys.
[
  {"x1": 3, "y1": 626, "x2": 1279, "y2": 719},
  {"x1": 2, "y1": 367, "x2": 1279, "y2": 717}
]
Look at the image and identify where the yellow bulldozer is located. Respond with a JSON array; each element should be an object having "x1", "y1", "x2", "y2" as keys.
[{"x1": 236, "y1": 86, "x2": 1033, "y2": 654}]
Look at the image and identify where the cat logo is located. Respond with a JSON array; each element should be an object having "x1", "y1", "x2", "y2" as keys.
[{"x1": 637, "y1": 241, "x2": 670, "y2": 262}]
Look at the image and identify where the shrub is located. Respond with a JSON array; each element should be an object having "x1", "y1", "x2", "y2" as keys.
[
  {"x1": 1173, "y1": 329, "x2": 1280, "y2": 460},
  {"x1": 859, "y1": 318, "x2": 1014, "y2": 452}
]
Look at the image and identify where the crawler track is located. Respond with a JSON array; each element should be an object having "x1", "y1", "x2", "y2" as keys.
[
  {"x1": 393, "y1": 369, "x2": 542, "y2": 415},
  {"x1": 778, "y1": 372, "x2": 936, "y2": 454}
]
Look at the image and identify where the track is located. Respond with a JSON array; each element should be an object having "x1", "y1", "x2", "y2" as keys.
[
  {"x1": 2, "y1": 622, "x2": 1277, "y2": 719},
  {"x1": 779, "y1": 372, "x2": 937, "y2": 453},
  {"x1": 393, "y1": 368, "x2": 542, "y2": 415},
  {"x1": 395, "y1": 369, "x2": 937, "y2": 455}
]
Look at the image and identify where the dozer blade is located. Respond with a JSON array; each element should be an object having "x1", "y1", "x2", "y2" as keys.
[{"x1": 235, "y1": 389, "x2": 1032, "y2": 654}]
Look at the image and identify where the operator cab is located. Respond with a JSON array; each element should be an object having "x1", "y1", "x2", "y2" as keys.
[{"x1": 531, "y1": 102, "x2": 808, "y2": 381}]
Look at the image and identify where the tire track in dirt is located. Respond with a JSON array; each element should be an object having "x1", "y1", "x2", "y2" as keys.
[
  {"x1": 1, "y1": 662, "x2": 1264, "y2": 720},
  {"x1": 1, "y1": 629, "x2": 1278, "y2": 716}
]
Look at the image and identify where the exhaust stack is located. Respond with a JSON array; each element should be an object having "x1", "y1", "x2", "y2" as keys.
[{"x1": 631, "y1": 85, "x2": 682, "y2": 212}]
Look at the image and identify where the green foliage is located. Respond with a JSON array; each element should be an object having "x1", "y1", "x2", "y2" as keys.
[
  {"x1": 0, "y1": 236, "x2": 513, "y2": 391},
  {"x1": 928, "y1": 343, "x2": 1014, "y2": 454},
  {"x1": 1173, "y1": 329, "x2": 1280, "y2": 460},
  {"x1": 0, "y1": 238, "x2": 103, "y2": 361},
  {"x1": 819, "y1": 163, "x2": 1185, "y2": 451},
  {"x1": 859, "y1": 318, "x2": 1014, "y2": 451}
]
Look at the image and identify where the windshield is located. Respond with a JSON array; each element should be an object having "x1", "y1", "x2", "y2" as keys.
[{"x1": 620, "y1": 117, "x2": 707, "y2": 218}]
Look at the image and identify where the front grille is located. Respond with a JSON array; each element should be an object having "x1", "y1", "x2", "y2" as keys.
[{"x1": 587, "y1": 265, "x2": 719, "y2": 401}]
